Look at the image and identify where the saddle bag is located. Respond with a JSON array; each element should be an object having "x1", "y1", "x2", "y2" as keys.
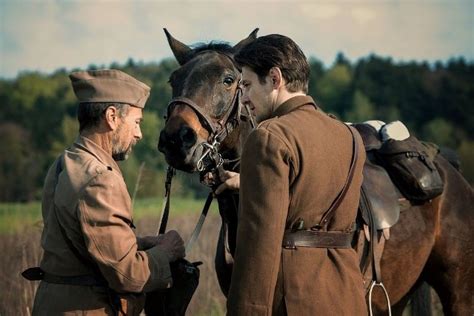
[
  {"x1": 376, "y1": 136, "x2": 444, "y2": 202},
  {"x1": 144, "y1": 258, "x2": 201, "y2": 316}
]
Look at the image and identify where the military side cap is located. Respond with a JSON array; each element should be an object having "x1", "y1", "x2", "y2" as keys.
[{"x1": 69, "y1": 69, "x2": 150, "y2": 108}]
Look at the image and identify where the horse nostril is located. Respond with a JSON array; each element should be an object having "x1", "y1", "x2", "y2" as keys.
[
  {"x1": 158, "y1": 126, "x2": 196, "y2": 154},
  {"x1": 179, "y1": 126, "x2": 197, "y2": 148}
]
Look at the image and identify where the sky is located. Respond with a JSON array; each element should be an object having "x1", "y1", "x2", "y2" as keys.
[{"x1": 0, "y1": 0, "x2": 473, "y2": 78}]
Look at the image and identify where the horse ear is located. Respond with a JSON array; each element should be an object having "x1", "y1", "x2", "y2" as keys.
[
  {"x1": 164, "y1": 28, "x2": 192, "y2": 65},
  {"x1": 233, "y1": 28, "x2": 259, "y2": 52}
]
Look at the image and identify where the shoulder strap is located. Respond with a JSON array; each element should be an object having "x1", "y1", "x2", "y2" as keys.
[{"x1": 317, "y1": 125, "x2": 359, "y2": 230}]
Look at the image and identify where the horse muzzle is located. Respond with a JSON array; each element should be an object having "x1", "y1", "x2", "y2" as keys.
[{"x1": 158, "y1": 128, "x2": 204, "y2": 172}]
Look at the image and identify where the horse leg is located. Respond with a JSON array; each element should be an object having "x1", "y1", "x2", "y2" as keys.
[
  {"x1": 214, "y1": 193, "x2": 239, "y2": 297},
  {"x1": 390, "y1": 294, "x2": 410, "y2": 316},
  {"x1": 214, "y1": 222, "x2": 233, "y2": 297},
  {"x1": 408, "y1": 282, "x2": 433, "y2": 316},
  {"x1": 422, "y1": 158, "x2": 474, "y2": 315}
]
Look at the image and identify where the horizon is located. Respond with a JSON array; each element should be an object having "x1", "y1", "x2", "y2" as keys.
[{"x1": 2, "y1": 51, "x2": 472, "y2": 81}]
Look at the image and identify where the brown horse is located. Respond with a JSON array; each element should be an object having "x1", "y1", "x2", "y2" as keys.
[{"x1": 158, "y1": 29, "x2": 474, "y2": 315}]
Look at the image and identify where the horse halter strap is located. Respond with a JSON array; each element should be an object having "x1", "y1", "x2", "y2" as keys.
[
  {"x1": 167, "y1": 96, "x2": 219, "y2": 136},
  {"x1": 165, "y1": 50, "x2": 242, "y2": 145},
  {"x1": 166, "y1": 79, "x2": 242, "y2": 173},
  {"x1": 166, "y1": 87, "x2": 241, "y2": 144}
]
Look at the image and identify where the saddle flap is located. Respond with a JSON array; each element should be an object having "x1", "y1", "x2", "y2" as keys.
[{"x1": 360, "y1": 161, "x2": 400, "y2": 230}]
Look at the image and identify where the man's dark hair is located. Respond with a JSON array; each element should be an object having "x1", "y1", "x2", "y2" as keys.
[
  {"x1": 77, "y1": 102, "x2": 129, "y2": 132},
  {"x1": 234, "y1": 34, "x2": 310, "y2": 93}
]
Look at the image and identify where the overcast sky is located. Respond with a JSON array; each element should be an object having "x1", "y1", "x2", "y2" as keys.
[{"x1": 0, "y1": 0, "x2": 473, "y2": 78}]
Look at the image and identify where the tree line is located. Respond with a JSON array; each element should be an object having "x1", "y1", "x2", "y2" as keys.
[{"x1": 0, "y1": 54, "x2": 472, "y2": 202}]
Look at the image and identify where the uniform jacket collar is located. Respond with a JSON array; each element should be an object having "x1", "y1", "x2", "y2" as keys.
[
  {"x1": 73, "y1": 135, "x2": 121, "y2": 174},
  {"x1": 272, "y1": 95, "x2": 317, "y2": 118}
]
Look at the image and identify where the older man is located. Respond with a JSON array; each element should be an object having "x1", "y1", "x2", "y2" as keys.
[
  {"x1": 218, "y1": 35, "x2": 367, "y2": 315},
  {"x1": 28, "y1": 69, "x2": 185, "y2": 315}
]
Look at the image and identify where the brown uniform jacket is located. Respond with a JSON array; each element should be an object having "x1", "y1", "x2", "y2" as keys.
[
  {"x1": 32, "y1": 136, "x2": 171, "y2": 315},
  {"x1": 227, "y1": 96, "x2": 367, "y2": 316}
]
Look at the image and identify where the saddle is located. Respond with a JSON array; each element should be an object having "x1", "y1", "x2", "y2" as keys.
[
  {"x1": 352, "y1": 123, "x2": 410, "y2": 313},
  {"x1": 353, "y1": 123, "x2": 401, "y2": 232},
  {"x1": 352, "y1": 122, "x2": 445, "y2": 314}
]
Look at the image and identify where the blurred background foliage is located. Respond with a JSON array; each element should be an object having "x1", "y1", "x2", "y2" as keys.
[{"x1": 0, "y1": 53, "x2": 472, "y2": 202}]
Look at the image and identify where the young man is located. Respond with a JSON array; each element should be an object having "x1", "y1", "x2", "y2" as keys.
[
  {"x1": 221, "y1": 35, "x2": 368, "y2": 315},
  {"x1": 30, "y1": 69, "x2": 185, "y2": 315}
]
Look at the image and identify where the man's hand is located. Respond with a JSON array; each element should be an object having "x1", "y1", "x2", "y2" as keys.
[
  {"x1": 215, "y1": 171, "x2": 240, "y2": 194},
  {"x1": 156, "y1": 230, "x2": 185, "y2": 262},
  {"x1": 137, "y1": 235, "x2": 161, "y2": 251}
]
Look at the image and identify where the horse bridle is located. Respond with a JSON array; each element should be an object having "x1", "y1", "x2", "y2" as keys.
[
  {"x1": 159, "y1": 90, "x2": 242, "y2": 253},
  {"x1": 165, "y1": 51, "x2": 247, "y2": 173},
  {"x1": 166, "y1": 89, "x2": 241, "y2": 172},
  {"x1": 158, "y1": 51, "x2": 255, "y2": 253}
]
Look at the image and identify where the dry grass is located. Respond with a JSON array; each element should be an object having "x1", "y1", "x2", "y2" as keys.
[
  {"x1": 0, "y1": 223, "x2": 43, "y2": 315},
  {"x1": 0, "y1": 212, "x2": 445, "y2": 316},
  {"x1": 0, "y1": 214, "x2": 226, "y2": 315}
]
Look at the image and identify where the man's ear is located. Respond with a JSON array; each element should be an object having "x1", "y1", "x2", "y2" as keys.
[
  {"x1": 104, "y1": 106, "x2": 120, "y2": 131},
  {"x1": 269, "y1": 67, "x2": 284, "y2": 89}
]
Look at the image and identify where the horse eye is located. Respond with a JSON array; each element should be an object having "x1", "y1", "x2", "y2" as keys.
[{"x1": 223, "y1": 77, "x2": 234, "y2": 87}]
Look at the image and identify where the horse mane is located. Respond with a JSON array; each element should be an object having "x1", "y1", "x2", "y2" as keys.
[{"x1": 188, "y1": 41, "x2": 235, "y2": 59}]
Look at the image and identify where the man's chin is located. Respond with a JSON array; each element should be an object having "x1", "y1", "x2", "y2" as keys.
[
  {"x1": 112, "y1": 152, "x2": 128, "y2": 161},
  {"x1": 112, "y1": 147, "x2": 132, "y2": 161}
]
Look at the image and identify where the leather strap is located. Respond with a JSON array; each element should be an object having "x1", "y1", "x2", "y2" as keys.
[
  {"x1": 43, "y1": 271, "x2": 105, "y2": 286},
  {"x1": 282, "y1": 124, "x2": 359, "y2": 250},
  {"x1": 167, "y1": 97, "x2": 218, "y2": 135},
  {"x1": 22, "y1": 266, "x2": 106, "y2": 286},
  {"x1": 317, "y1": 125, "x2": 359, "y2": 230},
  {"x1": 157, "y1": 166, "x2": 214, "y2": 254},
  {"x1": 282, "y1": 230, "x2": 354, "y2": 249},
  {"x1": 166, "y1": 87, "x2": 241, "y2": 142},
  {"x1": 185, "y1": 192, "x2": 213, "y2": 253},
  {"x1": 360, "y1": 185, "x2": 383, "y2": 284},
  {"x1": 165, "y1": 50, "x2": 242, "y2": 148},
  {"x1": 157, "y1": 166, "x2": 175, "y2": 235}
]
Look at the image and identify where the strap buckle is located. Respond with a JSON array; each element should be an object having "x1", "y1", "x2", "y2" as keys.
[{"x1": 282, "y1": 239, "x2": 297, "y2": 250}]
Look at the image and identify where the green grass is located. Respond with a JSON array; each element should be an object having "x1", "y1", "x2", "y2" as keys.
[
  {"x1": 0, "y1": 197, "x2": 218, "y2": 235},
  {"x1": 0, "y1": 201, "x2": 42, "y2": 234},
  {"x1": 132, "y1": 196, "x2": 218, "y2": 218}
]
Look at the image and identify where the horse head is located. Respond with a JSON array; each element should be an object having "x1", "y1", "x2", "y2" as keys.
[{"x1": 158, "y1": 29, "x2": 258, "y2": 173}]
